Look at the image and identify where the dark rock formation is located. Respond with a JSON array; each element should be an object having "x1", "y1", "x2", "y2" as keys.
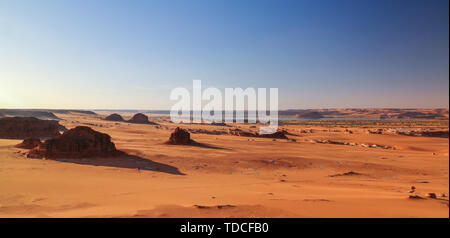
[
  {"x1": 30, "y1": 126, "x2": 122, "y2": 159},
  {"x1": 259, "y1": 130, "x2": 289, "y2": 139},
  {"x1": 128, "y1": 113, "x2": 149, "y2": 123},
  {"x1": 128, "y1": 113, "x2": 158, "y2": 125},
  {"x1": 367, "y1": 129, "x2": 384, "y2": 134},
  {"x1": 166, "y1": 127, "x2": 193, "y2": 145},
  {"x1": 329, "y1": 171, "x2": 362, "y2": 177},
  {"x1": 188, "y1": 128, "x2": 228, "y2": 135},
  {"x1": 228, "y1": 128, "x2": 257, "y2": 137},
  {"x1": 228, "y1": 128, "x2": 289, "y2": 139},
  {"x1": 0, "y1": 117, "x2": 62, "y2": 139},
  {"x1": 408, "y1": 195, "x2": 425, "y2": 200},
  {"x1": 16, "y1": 137, "x2": 42, "y2": 149},
  {"x1": 27, "y1": 147, "x2": 46, "y2": 159},
  {"x1": 427, "y1": 193, "x2": 437, "y2": 199},
  {"x1": 104, "y1": 113, "x2": 124, "y2": 121},
  {"x1": 395, "y1": 130, "x2": 449, "y2": 138},
  {"x1": 210, "y1": 122, "x2": 229, "y2": 127},
  {"x1": 421, "y1": 131, "x2": 449, "y2": 138},
  {"x1": 46, "y1": 109, "x2": 96, "y2": 115},
  {"x1": 0, "y1": 109, "x2": 59, "y2": 119}
]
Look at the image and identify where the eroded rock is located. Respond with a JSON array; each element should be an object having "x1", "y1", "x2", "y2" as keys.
[
  {"x1": 104, "y1": 113, "x2": 124, "y2": 121},
  {"x1": 0, "y1": 117, "x2": 62, "y2": 139},
  {"x1": 128, "y1": 113, "x2": 157, "y2": 125},
  {"x1": 166, "y1": 127, "x2": 193, "y2": 145},
  {"x1": 16, "y1": 137, "x2": 41, "y2": 149},
  {"x1": 29, "y1": 126, "x2": 122, "y2": 159}
]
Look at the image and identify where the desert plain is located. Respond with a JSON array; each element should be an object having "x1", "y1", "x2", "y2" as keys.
[{"x1": 0, "y1": 111, "x2": 448, "y2": 218}]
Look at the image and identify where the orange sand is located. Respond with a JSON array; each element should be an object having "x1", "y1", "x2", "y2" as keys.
[{"x1": 0, "y1": 113, "x2": 448, "y2": 218}]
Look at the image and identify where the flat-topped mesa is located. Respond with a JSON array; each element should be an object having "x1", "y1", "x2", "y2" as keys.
[
  {"x1": 104, "y1": 113, "x2": 125, "y2": 121},
  {"x1": 16, "y1": 137, "x2": 42, "y2": 149},
  {"x1": 0, "y1": 109, "x2": 59, "y2": 120},
  {"x1": 0, "y1": 117, "x2": 63, "y2": 139},
  {"x1": 128, "y1": 113, "x2": 158, "y2": 125},
  {"x1": 28, "y1": 126, "x2": 122, "y2": 159},
  {"x1": 166, "y1": 127, "x2": 193, "y2": 145}
]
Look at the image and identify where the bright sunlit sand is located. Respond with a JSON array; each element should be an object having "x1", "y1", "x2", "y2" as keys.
[{"x1": 0, "y1": 111, "x2": 448, "y2": 218}]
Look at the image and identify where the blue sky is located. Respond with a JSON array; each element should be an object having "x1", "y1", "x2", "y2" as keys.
[{"x1": 0, "y1": 0, "x2": 448, "y2": 109}]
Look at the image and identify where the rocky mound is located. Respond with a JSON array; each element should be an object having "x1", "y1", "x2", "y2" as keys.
[
  {"x1": 166, "y1": 127, "x2": 193, "y2": 145},
  {"x1": 228, "y1": 128, "x2": 257, "y2": 137},
  {"x1": 228, "y1": 128, "x2": 289, "y2": 139},
  {"x1": 16, "y1": 137, "x2": 42, "y2": 149},
  {"x1": 30, "y1": 126, "x2": 122, "y2": 159},
  {"x1": 128, "y1": 113, "x2": 158, "y2": 125},
  {"x1": 104, "y1": 113, "x2": 124, "y2": 121},
  {"x1": 0, "y1": 117, "x2": 62, "y2": 139},
  {"x1": 259, "y1": 130, "x2": 289, "y2": 139}
]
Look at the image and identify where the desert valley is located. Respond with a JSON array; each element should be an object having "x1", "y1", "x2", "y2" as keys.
[{"x1": 0, "y1": 109, "x2": 448, "y2": 218}]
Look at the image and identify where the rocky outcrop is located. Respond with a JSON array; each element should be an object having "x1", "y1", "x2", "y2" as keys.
[
  {"x1": 128, "y1": 113, "x2": 149, "y2": 123},
  {"x1": 128, "y1": 113, "x2": 158, "y2": 125},
  {"x1": 367, "y1": 129, "x2": 384, "y2": 134},
  {"x1": 0, "y1": 109, "x2": 59, "y2": 120},
  {"x1": 259, "y1": 130, "x2": 289, "y2": 139},
  {"x1": 228, "y1": 128, "x2": 257, "y2": 137},
  {"x1": 228, "y1": 128, "x2": 289, "y2": 139},
  {"x1": 27, "y1": 147, "x2": 46, "y2": 159},
  {"x1": 386, "y1": 128, "x2": 449, "y2": 138},
  {"x1": 421, "y1": 131, "x2": 449, "y2": 138},
  {"x1": 0, "y1": 117, "x2": 62, "y2": 139},
  {"x1": 46, "y1": 109, "x2": 96, "y2": 115},
  {"x1": 16, "y1": 137, "x2": 42, "y2": 149},
  {"x1": 210, "y1": 122, "x2": 229, "y2": 127},
  {"x1": 29, "y1": 126, "x2": 122, "y2": 159},
  {"x1": 187, "y1": 128, "x2": 228, "y2": 135},
  {"x1": 104, "y1": 113, "x2": 125, "y2": 121},
  {"x1": 166, "y1": 127, "x2": 193, "y2": 145}
]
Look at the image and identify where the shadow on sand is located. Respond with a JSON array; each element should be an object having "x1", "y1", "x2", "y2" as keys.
[
  {"x1": 39, "y1": 153, "x2": 185, "y2": 175},
  {"x1": 165, "y1": 140, "x2": 230, "y2": 150},
  {"x1": 190, "y1": 141, "x2": 229, "y2": 150}
]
